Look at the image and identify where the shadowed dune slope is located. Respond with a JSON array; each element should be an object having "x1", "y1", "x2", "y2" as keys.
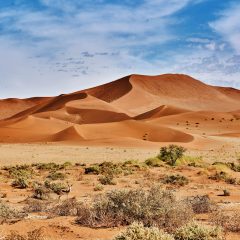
[
  {"x1": 0, "y1": 97, "x2": 49, "y2": 120},
  {"x1": 0, "y1": 74, "x2": 239, "y2": 146}
]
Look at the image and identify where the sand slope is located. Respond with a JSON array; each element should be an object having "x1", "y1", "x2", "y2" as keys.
[{"x1": 0, "y1": 74, "x2": 239, "y2": 148}]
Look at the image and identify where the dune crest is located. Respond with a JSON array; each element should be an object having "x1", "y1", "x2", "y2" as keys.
[{"x1": 0, "y1": 74, "x2": 239, "y2": 147}]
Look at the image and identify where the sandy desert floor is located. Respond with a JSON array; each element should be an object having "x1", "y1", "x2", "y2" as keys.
[{"x1": 0, "y1": 142, "x2": 239, "y2": 239}]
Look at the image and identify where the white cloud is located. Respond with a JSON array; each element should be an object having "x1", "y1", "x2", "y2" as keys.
[{"x1": 209, "y1": 2, "x2": 240, "y2": 54}]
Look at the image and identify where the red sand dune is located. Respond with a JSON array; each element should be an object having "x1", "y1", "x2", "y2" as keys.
[{"x1": 0, "y1": 74, "x2": 239, "y2": 147}]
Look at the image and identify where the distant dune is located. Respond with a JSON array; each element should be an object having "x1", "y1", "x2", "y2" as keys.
[{"x1": 0, "y1": 74, "x2": 239, "y2": 148}]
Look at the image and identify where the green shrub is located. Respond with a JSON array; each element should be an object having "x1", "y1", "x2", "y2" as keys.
[
  {"x1": 174, "y1": 221, "x2": 224, "y2": 240},
  {"x1": 12, "y1": 177, "x2": 29, "y2": 189},
  {"x1": 162, "y1": 174, "x2": 189, "y2": 186},
  {"x1": 76, "y1": 185, "x2": 193, "y2": 232},
  {"x1": 158, "y1": 145, "x2": 186, "y2": 166},
  {"x1": 114, "y1": 222, "x2": 174, "y2": 240},
  {"x1": 35, "y1": 162, "x2": 63, "y2": 171},
  {"x1": 94, "y1": 184, "x2": 104, "y2": 191},
  {"x1": 85, "y1": 165, "x2": 101, "y2": 174},
  {"x1": 47, "y1": 171, "x2": 66, "y2": 180}
]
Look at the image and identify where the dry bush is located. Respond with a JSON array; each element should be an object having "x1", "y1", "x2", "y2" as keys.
[
  {"x1": 76, "y1": 185, "x2": 193, "y2": 232},
  {"x1": 211, "y1": 210, "x2": 240, "y2": 232},
  {"x1": 4, "y1": 228, "x2": 45, "y2": 240},
  {"x1": 23, "y1": 198, "x2": 49, "y2": 213},
  {"x1": 98, "y1": 174, "x2": 116, "y2": 185},
  {"x1": 162, "y1": 174, "x2": 189, "y2": 186},
  {"x1": 33, "y1": 183, "x2": 51, "y2": 200},
  {"x1": 50, "y1": 197, "x2": 80, "y2": 216},
  {"x1": 185, "y1": 195, "x2": 216, "y2": 214},
  {"x1": 174, "y1": 221, "x2": 224, "y2": 240},
  {"x1": 114, "y1": 222, "x2": 174, "y2": 240},
  {"x1": 0, "y1": 201, "x2": 25, "y2": 223}
]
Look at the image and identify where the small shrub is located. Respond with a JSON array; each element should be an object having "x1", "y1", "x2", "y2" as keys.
[
  {"x1": 85, "y1": 165, "x2": 100, "y2": 174},
  {"x1": 208, "y1": 171, "x2": 227, "y2": 181},
  {"x1": 94, "y1": 184, "x2": 104, "y2": 191},
  {"x1": 35, "y1": 162, "x2": 62, "y2": 171},
  {"x1": 50, "y1": 197, "x2": 80, "y2": 216},
  {"x1": 158, "y1": 145, "x2": 186, "y2": 166},
  {"x1": 47, "y1": 171, "x2": 65, "y2": 180},
  {"x1": 174, "y1": 221, "x2": 224, "y2": 240},
  {"x1": 4, "y1": 228, "x2": 45, "y2": 240},
  {"x1": 33, "y1": 183, "x2": 51, "y2": 200},
  {"x1": 23, "y1": 198, "x2": 48, "y2": 213},
  {"x1": 211, "y1": 210, "x2": 240, "y2": 232},
  {"x1": 225, "y1": 177, "x2": 237, "y2": 185},
  {"x1": 222, "y1": 189, "x2": 230, "y2": 196},
  {"x1": 11, "y1": 177, "x2": 29, "y2": 189},
  {"x1": 0, "y1": 201, "x2": 25, "y2": 222},
  {"x1": 162, "y1": 174, "x2": 189, "y2": 186},
  {"x1": 185, "y1": 195, "x2": 215, "y2": 214},
  {"x1": 48, "y1": 182, "x2": 67, "y2": 195},
  {"x1": 145, "y1": 157, "x2": 163, "y2": 167},
  {"x1": 98, "y1": 174, "x2": 116, "y2": 185},
  {"x1": 114, "y1": 222, "x2": 174, "y2": 240},
  {"x1": 76, "y1": 185, "x2": 193, "y2": 232}
]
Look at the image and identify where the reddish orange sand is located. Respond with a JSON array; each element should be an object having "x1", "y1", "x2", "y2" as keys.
[{"x1": 0, "y1": 74, "x2": 239, "y2": 149}]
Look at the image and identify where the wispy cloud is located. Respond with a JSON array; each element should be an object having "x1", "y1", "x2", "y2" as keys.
[
  {"x1": 0, "y1": 0, "x2": 239, "y2": 98},
  {"x1": 209, "y1": 2, "x2": 240, "y2": 54}
]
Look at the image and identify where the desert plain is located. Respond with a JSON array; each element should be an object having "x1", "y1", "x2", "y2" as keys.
[{"x1": 0, "y1": 74, "x2": 239, "y2": 240}]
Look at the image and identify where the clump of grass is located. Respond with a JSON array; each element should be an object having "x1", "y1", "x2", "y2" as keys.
[
  {"x1": 145, "y1": 157, "x2": 164, "y2": 167},
  {"x1": 114, "y1": 222, "x2": 174, "y2": 240},
  {"x1": 162, "y1": 174, "x2": 189, "y2": 186},
  {"x1": 176, "y1": 156, "x2": 203, "y2": 167},
  {"x1": 94, "y1": 184, "x2": 104, "y2": 191},
  {"x1": 76, "y1": 185, "x2": 193, "y2": 232},
  {"x1": 174, "y1": 221, "x2": 224, "y2": 240}
]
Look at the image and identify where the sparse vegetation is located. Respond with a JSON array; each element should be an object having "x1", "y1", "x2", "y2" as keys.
[
  {"x1": 4, "y1": 228, "x2": 45, "y2": 240},
  {"x1": 211, "y1": 210, "x2": 240, "y2": 232},
  {"x1": 76, "y1": 185, "x2": 193, "y2": 232},
  {"x1": 162, "y1": 174, "x2": 189, "y2": 186},
  {"x1": 114, "y1": 222, "x2": 174, "y2": 240},
  {"x1": 98, "y1": 174, "x2": 116, "y2": 185},
  {"x1": 185, "y1": 195, "x2": 215, "y2": 214},
  {"x1": 174, "y1": 221, "x2": 224, "y2": 240},
  {"x1": 145, "y1": 157, "x2": 164, "y2": 167}
]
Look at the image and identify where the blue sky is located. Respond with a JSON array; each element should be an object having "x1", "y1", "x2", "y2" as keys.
[{"x1": 0, "y1": 0, "x2": 240, "y2": 98}]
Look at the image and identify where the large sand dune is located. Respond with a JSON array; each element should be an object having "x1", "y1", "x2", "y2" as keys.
[{"x1": 0, "y1": 74, "x2": 239, "y2": 148}]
